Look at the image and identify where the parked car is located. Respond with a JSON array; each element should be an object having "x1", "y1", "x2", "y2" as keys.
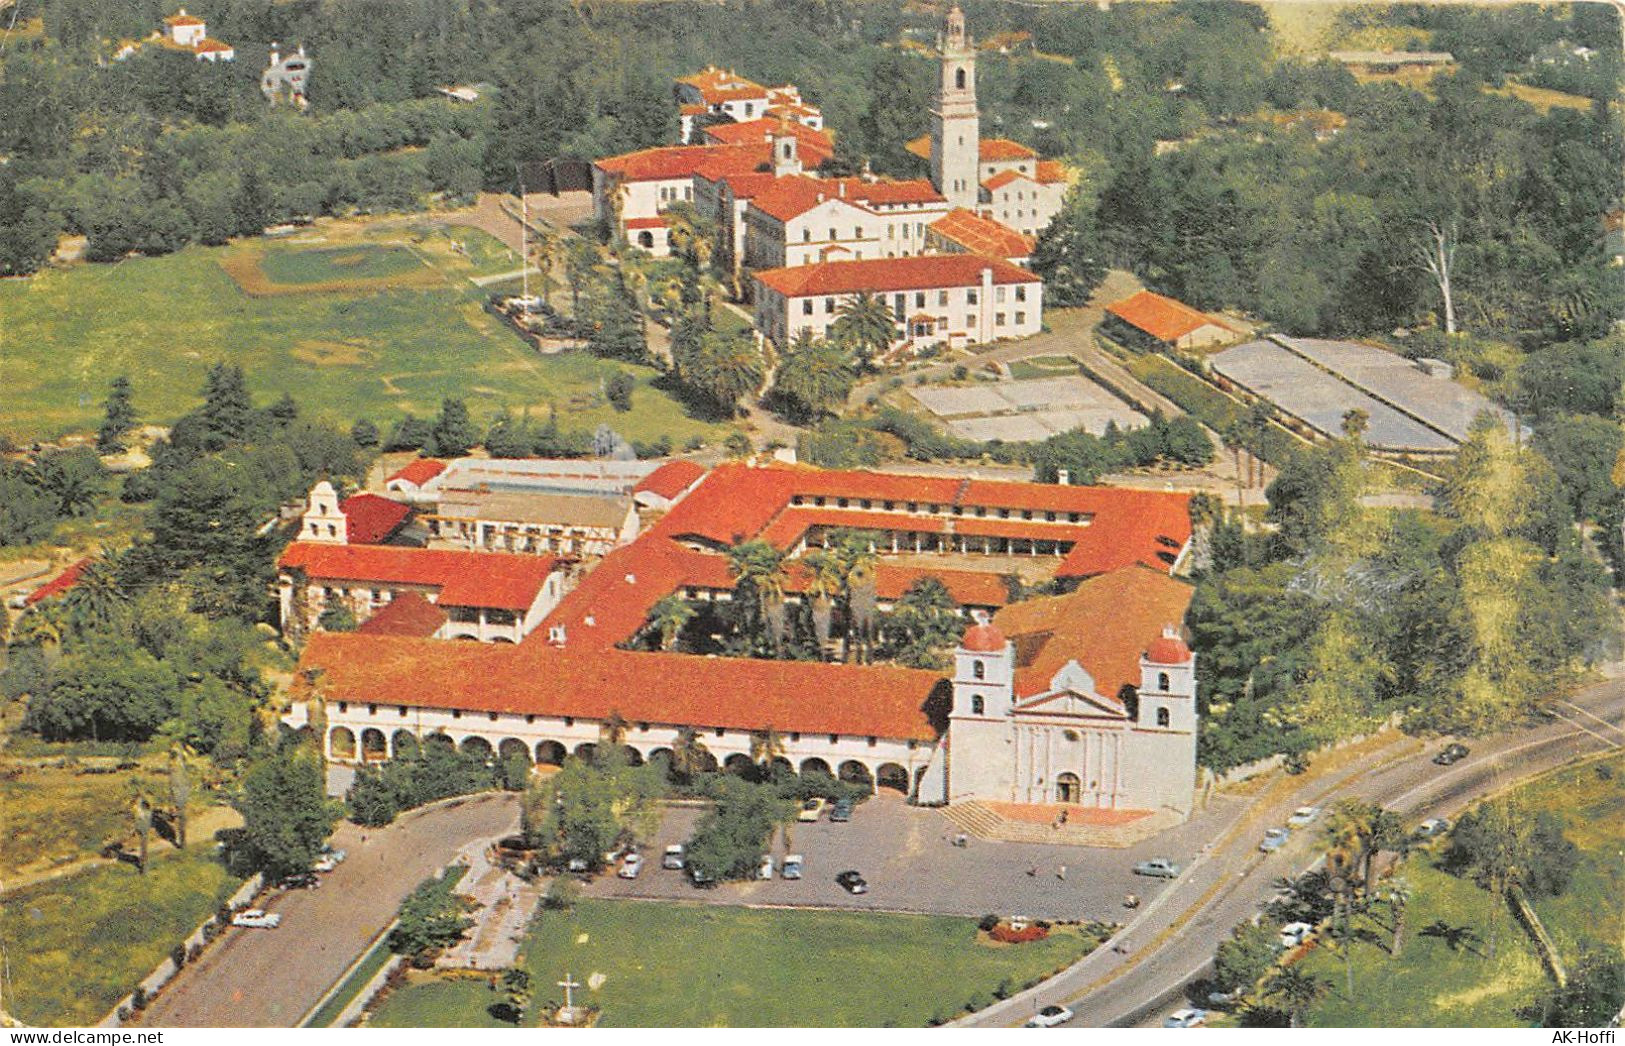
[
  {"x1": 757, "y1": 854, "x2": 774, "y2": 880},
  {"x1": 314, "y1": 846, "x2": 347, "y2": 872},
  {"x1": 1414, "y1": 817, "x2": 1451, "y2": 840},
  {"x1": 1433, "y1": 743, "x2": 1470, "y2": 765},
  {"x1": 835, "y1": 870, "x2": 868, "y2": 894},
  {"x1": 688, "y1": 865, "x2": 715, "y2": 888},
  {"x1": 781, "y1": 854, "x2": 804, "y2": 880},
  {"x1": 1259, "y1": 827, "x2": 1290, "y2": 852},
  {"x1": 1287, "y1": 806, "x2": 1321, "y2": 828},
  {"x1": 1133, "y1": 858, "x2": 1181, "y2": 878},
  {"x1": 618, "y1": 853, "x2": 642, "y2": 879},
  {"x1": 829, "y1": 798, "x2": 855, "y2": 822},
  {"x1": 232, "y1": 909, "x2": 281, "y2": 929},
  {"x1": 662, "y1": 844, "x2": 685, "y2": 870},
  {"x1": 1163, "y1": 1008, "x2": 1208, "y2": 1028},
  {"x1": 566, "y1": 857, "x2": 590, "y2": 875},
  {"x1": 1025, "y1": 1005, "x2": 1075, "y2": 1028},
  {"x1": 1278, "y1": 921, "x2": 1314, "y2": 949},
  {"x1": 280, "y1": 872, "x2": 320, "y2": 890},
  {"x1": 1206, "y1": 988, "x2": 1243, "y2": 1007},
  {"x1": 798, "y1": 797, "x2": 827, "y2": 822}
]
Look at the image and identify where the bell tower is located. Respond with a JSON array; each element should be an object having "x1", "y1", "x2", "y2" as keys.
[{"x1": 930, "y1": 5, "x2": 980, "y2": 210}]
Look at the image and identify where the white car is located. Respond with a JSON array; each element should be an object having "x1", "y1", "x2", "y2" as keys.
[
  {"x1": 1287, "y1": 806, "x2": 1321, "y2": 828},
  {"x1": 313, "y1": 846, "x2": 347, "y2": 872},
  {"x1": 618, "y1": 853, "x2": 642, "y2": 879},
  {"x1": 1279, "y1": 921, "x2": 1314, "y2": 949},
  {"x1": 1259, "y1": 827, "x2": 1290, "y2": 852},
  {"x1": 757, "y1": 854, "x2": 774, "y2": 880},
  {"x1": 231, "y1": 909, "x2": 281, "y2": 929},
  {"x1": 1025, "y1": 1004, "x2": 1075, "y2": 1028},
  {"x1": 781, "y1": 854, "x2": 804, "y2": 880},
  {"x1": 662, "y1": 844, "x2": 685, "y2": 870},
  {"x1": 1163, "y1": 1007, "x2": 1208, "y2": 1028}
]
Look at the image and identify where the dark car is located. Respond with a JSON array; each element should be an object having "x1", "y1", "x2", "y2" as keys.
[
  {"x1": 1433, "y1": 743, "x2": 1470, "y2": 765},
  {"x1": 280, "y1": 871, "x2": 320, "y2": 890},
  {"x1": 829, "y1": 798, "x2": 855, "y2": 823},
  {"x1": 688, "y1": 864, "x2": 716, "y2": 889},
  {"x1": 835, "y1": 870, "x2": 868, "y2": 894}
]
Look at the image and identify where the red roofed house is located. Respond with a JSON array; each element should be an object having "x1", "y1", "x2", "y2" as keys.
[
  {"x1": 753, "y1": 254, "x2": 1042, "y2": 353},
  {"x1": 925, "y1": 208, "x2": 1036, "y2": 266},
  {"x1": 162, "y1": 8, "x2": 234, "y2": 60},
  {"x1": 297, "y1": 482, "x2": 413, "y2": 546},
  {"x1": 384, "y1": 458, "x2": 448, "y2": 503},
  {"x1": 277, "y1": 542, "x2": 567, "y2": 644},
  {"x1": 631, "y1": 459, "x2": 708, "y2": 510},
  {"x1": 23, "y1": 558, "x2": 91, "y2": 608},
  {"x1": 593, "y1": 143, "x2": 770, "y2": 256},
  {"x1": 674, "y1": 68, "x2": 823, "y2": 141},
  {"x1": 1105, "y1": 290, "x2": 1238, "y2": 351},
  {"x1": 742, "y1": 175, "x2": 950, "y2": 271}
]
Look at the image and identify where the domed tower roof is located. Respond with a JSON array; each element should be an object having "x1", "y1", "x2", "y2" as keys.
[
  {"x1": 961, "y1": 621, "x2": 1007, "y2": 653},
  {"x1": 1144, "y1": 625, "x2": 1192, "y2": 665}
]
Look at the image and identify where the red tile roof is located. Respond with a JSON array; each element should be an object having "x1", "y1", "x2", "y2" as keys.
[
  {"x1": 1105, "y1": 290, "x2": 1236, "y2": 343},
  {"x1": 193, "y1": 38, "x2": 233, "y2": 52},
  {"x1": 1034, "y1": 160, "x2": 1066, "y2": 184},
  {"x1": 357, "y1": 591, "x2": 447, "y2": 638},
  {"x1": 675, "y1": 67, "x2": 769, "y2": 104},
  {"x1": 979, "y1": 138, "x2": 1038, "y2": 161},
  {"x1": 930, "y1": 209, "x2": 1035, "y2": 259},
  {"x1": 624, "y1": 216, "x2": 669, "y2": 230},
  {"x1": 711, "y1": 171, "x2": 780, "y2": 199},
  {"x1": 386, "y1": 458, "x2": 447, "y2": 487},
  {"x1": 702, "y1": 119, "x2": 833, "y2": 165},
  {"x1": 634, "y1": 460, "x2": 707, "y2": 500},
  {"x1": 748, "y1": 176, "x2": 943, "y2": 223},
  {"x1": 338, "y1": 493, "x2": 413, "y2": 545},
  {"x1": 164, "y1": 11, "x2": 204, "y2": 25},
  {"x1": 24, "y1": 558, "x2": 91, "y2": 607},
  {"x1": 994, "y1": 566, "x2": 1194, "y2": 700},
  {"x1": 277, "y1": 542, "x2": 559, "y2": 611},
  {"x1": 298, "y1": 634, "x2": 945, "y2": 741},
  {"x1": 754, "y1": 254, "x2": 1037, "y2": 298},
  {"x1": 982, "y1": 169, "x2": 1029, "y2": 192},
  {"x1": 595, "y1": 144, "x2": 767, "y2": 184}
]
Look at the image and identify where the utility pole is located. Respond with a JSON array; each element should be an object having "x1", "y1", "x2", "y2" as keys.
[{"x1": 517, "y1": 169, "x2": 530, "y2": 305}]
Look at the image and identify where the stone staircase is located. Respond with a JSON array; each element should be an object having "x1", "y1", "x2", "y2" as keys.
[{"x1": 940, "y1": 801, "x2": 1183, "y2": 848}]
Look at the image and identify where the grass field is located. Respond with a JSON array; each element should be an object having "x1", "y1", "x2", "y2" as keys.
[
  {"x1": 369, "y1": 900, "x2": 1106, "y2": 1028},
  {"x1": 0, "y1": 761, "x2": 142, "y2": 877},
  {"x1": 0, "y1": 848, "x2": 242, "y2": 1026},
  {"x1": 225, "y1": 243, "x2": 443, "y2": 296},
  {"x1": 1297, "y1": 754, "x2": 1624, "y2": 1027},
  {"x1": 1007, "y1": 355, "x2": 1079, "y2": 380},
  {"x1": 1, "y1": 222, "x2": 720, "y2": 446}
]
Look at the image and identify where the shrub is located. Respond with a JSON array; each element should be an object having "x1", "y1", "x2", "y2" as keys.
[
  {"x1": 171, "y1": 943, "x2": 188, "y2": 969},
  {"x1": 978, "y1": 913, "x2": 1001, "y2": 933}
]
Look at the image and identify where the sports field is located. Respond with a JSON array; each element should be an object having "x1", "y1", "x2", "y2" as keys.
[{"x1": 0, "y1": 221, "x2": 717, "y2": 446}]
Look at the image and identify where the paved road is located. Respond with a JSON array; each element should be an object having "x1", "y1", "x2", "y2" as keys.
[
  {"x1": 136, "y1": 793, "x2": 519, "y2": 1028},
  {"x1": 960, "y1": 677, "x2": 1625, "y2": 1027}
]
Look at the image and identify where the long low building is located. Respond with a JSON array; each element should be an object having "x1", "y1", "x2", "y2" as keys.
[{"x1": 753, "y1": 254, "x2": 1043, "y2": 353}]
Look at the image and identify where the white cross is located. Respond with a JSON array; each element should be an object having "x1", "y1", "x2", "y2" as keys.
[{"x1": 557, "y1": 973, "x2": 581, "y2": 1012}]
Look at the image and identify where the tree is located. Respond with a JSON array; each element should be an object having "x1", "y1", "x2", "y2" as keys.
[
  {"x1": 1213, "y1": 920, "x2": 1279, "y2": 994},
  {"x1": 1030, "y1": 183, "x2": 1107, "y2": 306},
  {"x1": 748, "y1": 726, "x2": 786, "y2": 773},
  {"x1": 199, "y1": 363, "x2": 255, "y2": 449},
  {"x1": 687, "y1": 329, "x2": 764, "y2": 418},
  {"x1": 878, "y1": 577, "x2": 962, "y2": 669},
  {"x1": 726, "y1": 540, "x2": 790, "y2": 655},
  {"x1": 648, "y1": 594, "x2": 694, "y2": 651},
  {"x1": 684, "y1": 775, "x2": 795, "y2": 880},
  {"x1": 168, "y1": 744, "x2": 193, "y2": 849},
  {"x1": 131, "y1": 788, "x2": 154, "y2": 874},
  {"x1": 669, "y1": 726, "x2": 712, "y2": 783},
  {"x1": 830, "y1": 292, "x2": 895, "y2": 372},
  {"x1": 62, "y1": 554, "x2": 130, "y2": 638},
  {"x1": 97, "y1": 376, "x2": 138, "y2": 454},
  {"x1": 1415, "y1": 218, "x2": 1460, "y2": 335},
  {"x1": 234, "y1": 738, "x2": 335, "y2": 881},
  {"x1": 589, "y1": 269, "x2": 649, "y2": 363},
  {"x1": 1527, "y1": 945, "x2": 1625, "y2": 1027},
  {"x1": 605, "y1": 371, "x2": 635, "y2": 412},
  {"x1": 521, "y1": 748, "x2": 662, "y2": 866},
  {"x1": 564, "y1": 240, "x2": 599, "y2": 320},
  {"x1": 1263, "y1": 966, "x2": 1330, "y2": 1028},
  {"x1": 317, "y1": 603, "x2": 359, "y2": 633},
  {"x1": 388, "y1": 872, "x2": 474, "y2": 960},
  {"x1": 500, "y1": 967, "x2": 533, "y2": 1025},
  {"x1": 429, "y1": 398, "x2": 479, "y2": 458},
  {"x1": 350, "y1": 419, "x2": 380, "y2": 449},
  {"x1": 771, "y1": 331, "x2": 854, "y2": 421},
  {"x1": 1384, "y1": 875, "x2": 1412, "y2": 958}
]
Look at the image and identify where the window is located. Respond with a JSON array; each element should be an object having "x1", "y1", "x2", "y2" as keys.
[
  {"x1": 995, "y1": 286, "x2": 1006, "y2": 303},
  {"x1": 854, "y1": 227, "x2": 862, "y2": 240},
  {"x1": 399, "y1": 706, "x2": 408, "y2": 716},
  {"x1": 525, "y1": 714, "x2": 535, "y2": 724},
  {"x1": 488, "y1": 711, "x2": 499, "y2": 722},
  {"x1": 1157, "y1": 708, "x2": 1171, "y2": 727},
  {"x1": 1015, "y1": 285, "x2": 1027, "y2": 302},
  {"x1": 971, "y1": 696, "x2": 984, "y2": 715},
  {"x1": 938, "y1": 290, "x2": 949, "y2": 306},
  {"x1": 915, "y1": 292, "x2": 926, "y2": 308},
  {"x1": 802, "y1": 229, "x2": 811, "y2": 242},
  {"x1": 367, "y1": 704, "x2": 377, "y2": 715},
  {"x1": 564, "y1": 717, "x2": 574, "y2": 727},
  {"x1": 715, "y1": 727, "x2": 725, "y2": 737},
  {"x1": 829, "y1": 228, "x2": 837, "y2": 241},
  {"x1": 966, "y1": 289, "x2": 978, "y2": 305},
  {"x1": 451, "y1": 709, "x2": 461, "y2": 719},
  {"x1": 744, "y1": 102, "x2": 754, "y2": 116},
  {"x1": 338, "y1": 702, "x2": 348, "y2": 714},
  {"x1": 790, "y1": 732, "x2": 800, "y2": 742},
  {"x1": 1158, "y1": 672, "x2": 1170, "y2": 692},
  {"x1": 956, "y1": 68, "x2": 966, "y2": 89},
  {"x1": 973, "y1": 660, "x2": 985, "y2": 681},
  {"x1": 829, "y1": 734, "x2": 839, "y2": 745},
  {"x1": 996, "y1": 312, "x2": 1006, "y2": 327},
  {"x1": 802, "y1": 299, "x2": 813, "y2": 315},
  {"x1": 1016, "y1": 311, "x2": 1026, "y2": 325}
]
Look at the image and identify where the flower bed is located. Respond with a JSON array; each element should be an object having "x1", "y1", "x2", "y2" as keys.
[{"x1": 989, "y1": 922, "x2": 1050, "y2": 944}]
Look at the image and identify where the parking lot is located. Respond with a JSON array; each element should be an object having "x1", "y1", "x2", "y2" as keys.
[{"x1": 581, "y1": 793, "x2": 1245, "y2": 922}]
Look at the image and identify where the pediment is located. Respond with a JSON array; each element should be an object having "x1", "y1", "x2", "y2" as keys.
[{"x1": 1012, "y1": 662, "x2": 1127, "y2": 720}]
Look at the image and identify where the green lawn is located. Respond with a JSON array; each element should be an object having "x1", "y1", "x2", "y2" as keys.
[
  {"x1": 1297, "y1": 754, "x2": 1624, "y2": 1028},
  {"x1": 306, "y1": 936, "x2": 396, "y2": 1027},
  {"x1": 1, "y1": 239, "x2": 719, "y2": 447},
  {"x1": 257, "y1": 244, "x2": 424, "y2": 285},
  {"x1": 0, "y1": 849, "x2": 242, "y2": 1027},
  {"x1": 1007, "y1": 356, "x2": 1079, "y2": 380},
  {"x1": 370, "y1": 899, "x2": 1105, "y2": 1027}
]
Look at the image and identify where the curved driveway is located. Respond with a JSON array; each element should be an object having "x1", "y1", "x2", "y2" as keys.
[{"x1": 137, "y1": 792, "x2": 519, "y2": 1028}]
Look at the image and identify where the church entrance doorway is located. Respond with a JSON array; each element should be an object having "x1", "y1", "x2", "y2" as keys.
[{"x1": 1055, "y1": 772, "x2": 1081, "y2": 804}]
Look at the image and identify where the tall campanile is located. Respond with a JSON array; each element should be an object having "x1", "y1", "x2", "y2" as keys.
[{"x1": 930, "y1": 5, "x2": 980, "y2": 210}]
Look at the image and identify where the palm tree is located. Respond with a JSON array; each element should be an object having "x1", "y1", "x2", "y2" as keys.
[
  {"x1": 690, "y1": 329, "x2": 766, "y2": 418},
  {"x1": 802, "y1": 549, "x2": 843, "y2": 654},
  {"x1": 129, "y1": 787, "x2": 153, "y2": 874},
  {"x1": 1245, "y1": 401, "x2": 1274, "y2": 488},
  {"x1": 749, "y1": 726, "x2": 786, "y2": 772},
  {"x1": 830, "y1": 530, "x2": 880, "y2": 662},
  {"x1": 600, "y1": 711, "x2": 629, "y2": 748},
  {"x1": 670, "y1": 727, "x2": 711, "y2": 781},
  {"x1": 63, "y1": 553, "x2": 128, "y2": 636},
  {"x1": 11, "y1": 602, "x2": 67, "y2": 664},
  {"x1": 771, "y1": 331, "x2": 853, "y2": 421},
  {"x1": 564, "y1": 240, "x2": 599, "y2": 321},
  {"x1": 648, "y1": 594, "x2": 694, "y2": 651},
  {"x1": 1386, "y1": 875, "x2": 1412, "y2": 958},
  {"x1": 168, "y1": 744, "x2": 192, "y2": 849},
  {"x1": 1265, "y1": 966, "x2": 1330, "y2": 1028},
  {"x1": 726, "y1": 540, "x2": 790, "y2": 654},
  {"x1": 830, "y1": 291, "x2": 896, "y2": 373}
]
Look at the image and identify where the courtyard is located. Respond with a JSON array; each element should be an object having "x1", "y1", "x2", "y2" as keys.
[{"x1": 911, "y1": 373, "x2": 1148, "y2": 443}]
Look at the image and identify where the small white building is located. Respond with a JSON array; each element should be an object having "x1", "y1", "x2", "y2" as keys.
[
  {"x1": 164, "y1": 8, "x2": 206, "y2": 47},
  {"x1": 261, "y1": 43, "x2": 311, "y2": 106},
  {"x1": 593, "y1": 143, "x2": 767, "y2": 256},
  {"x1": 674, "y1": 68, "x2": 823, "y2": 142},
  {"x1": 297, "y1": 481, "x2": 413, "y2": 546},
  {"x1": 425, "y1": 488, "x2": 640, "y2": 558},
  {"x1": 753, "y1": 253, "x2": 1043, "y2": 353}
]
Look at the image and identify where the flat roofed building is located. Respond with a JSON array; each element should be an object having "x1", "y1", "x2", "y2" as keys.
[{"x1": 426, "y1": 488, "x2": 639, "y2": 558}]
